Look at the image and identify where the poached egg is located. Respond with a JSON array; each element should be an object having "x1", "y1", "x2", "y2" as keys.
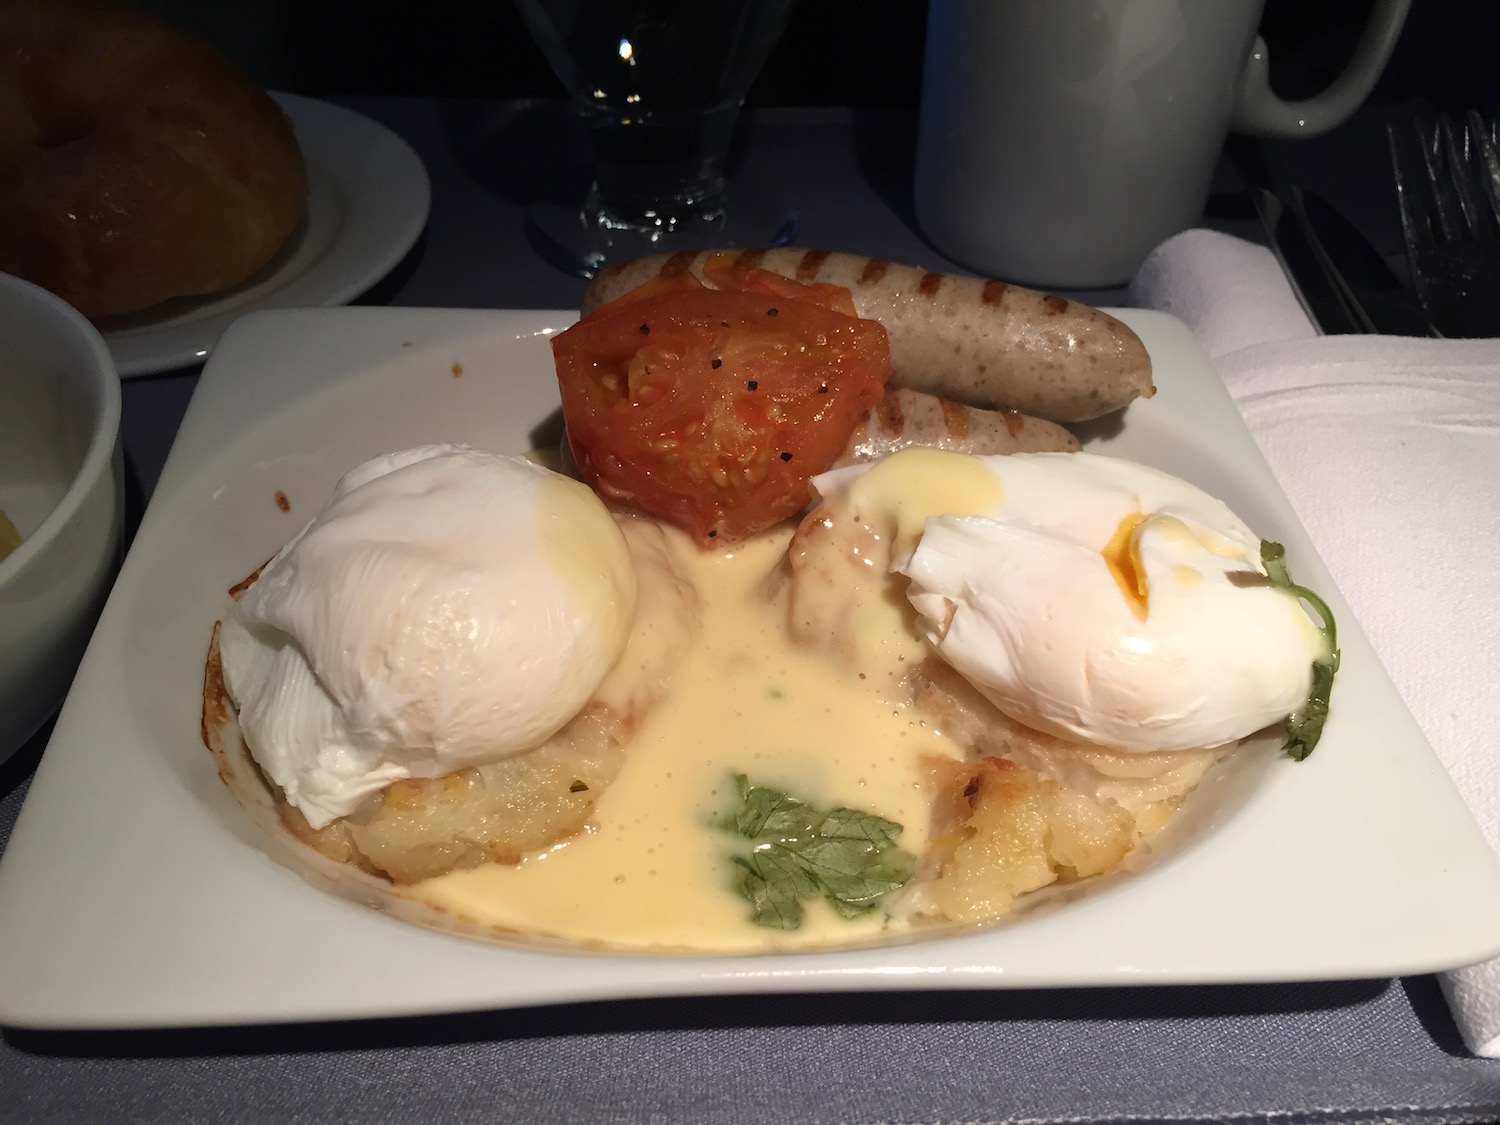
[
  {"x1": 809, "y1": 448, "x2": 1328, "y2": 753},
  {"x1": 218, "y1": 445, "x2": 637, "y2": 828}
]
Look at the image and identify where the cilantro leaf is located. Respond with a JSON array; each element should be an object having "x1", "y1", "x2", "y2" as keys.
[
  {"x1": 816, "y1": 806, "x2": 904, "y2": 847},
  {"x1": 731, "y1": 851, "x2": 808, "y2": 929},
  {"x1": 799, "y1": 839, "x2": 916, "y2": 917},
  {"x1": 714, "y1": 774, "x2": 917, "y2": 930},
  {"x1": 1284, "y1": 653, "x2": 1339, "y2": 761},
  {"x1": 1260, "y1": 540, "x2": 1340, "y2": 759},
  {"x1": 717, "y1": 774, "x2": 818, "y2": 839}
]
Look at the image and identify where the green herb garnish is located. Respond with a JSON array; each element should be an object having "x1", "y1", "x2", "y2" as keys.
[
  {"x1": 713, "y1": 774, "x2": 916, "y2": 930},
  {"x1": 1260, "y1": 539, "x2": 1340, "y2": 760}
]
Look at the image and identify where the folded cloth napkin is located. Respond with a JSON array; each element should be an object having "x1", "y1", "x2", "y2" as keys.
[{"x1": 1130, "y1": 228, "x2": 1500, "y2": 1059}]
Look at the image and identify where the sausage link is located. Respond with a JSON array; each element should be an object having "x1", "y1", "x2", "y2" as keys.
[
  {"x1": 832, "y1": 389, "x2": 1079, "y2": 467},
  {"x1": 583, "y1": 249, "x2": 1155, "y2": 422}
]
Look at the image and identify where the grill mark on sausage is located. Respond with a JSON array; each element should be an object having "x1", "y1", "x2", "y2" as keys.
[
  {"x1": 735, "y1": 248, "x2": 769, "y2": 270},
  {"x1": 1003, "y1": 410, "x2": 1024, "y2": 437},
  {"x1": 917, "y1": 271, "x2": 944, "y2": 298},
  {"x1": 660, "y1": 251, "x2": 697, "y2": 278},
  {"x1": 796, "y1": 249, "x2": 831, "y2": 281},
  {"x1": 981, "y1": 279, "x2": 1009, "y2": 305},
  {"x1": 1042, "y1": 294, "x2": 1069, "y2": 315},
  {"x1": 874, "y1": 393, "x2": 905, "y2": 435},
  {"x1": 857, "y1": 258, "x2": 889, "y2": 286},
  {"x1": 938, "y1": 396, "x2": 971, "y2": 438}
]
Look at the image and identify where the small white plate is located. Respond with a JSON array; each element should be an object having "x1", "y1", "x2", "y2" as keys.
[
  {"x1": 1, "y1": 306, "x2": 1497, "y2": 1031},
  {"x1": 99, "y1": 94, "x2": 430, "y2": 378}
]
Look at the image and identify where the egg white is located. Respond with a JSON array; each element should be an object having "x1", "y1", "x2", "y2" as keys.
[{"x1": 218, "y1": 445, "x2": 637, "y2": 827}]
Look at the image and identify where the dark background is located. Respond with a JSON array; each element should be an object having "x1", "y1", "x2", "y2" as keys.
[{"x1": 133, "y1": 0, "x2": 1496, "y2": 114}]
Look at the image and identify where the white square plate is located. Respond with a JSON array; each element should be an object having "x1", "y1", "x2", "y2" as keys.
[{"x1": 1, "y1": 307, "x2": 1496, "y2": 1030}]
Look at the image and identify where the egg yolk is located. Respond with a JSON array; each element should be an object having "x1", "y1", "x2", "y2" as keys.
[{"x1": 1102, "y1": 511, "x2": 1150, "y2": 621}]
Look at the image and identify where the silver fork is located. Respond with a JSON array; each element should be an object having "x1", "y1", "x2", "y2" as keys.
[{"x1": 1387, "y1": 110, "x2": 1500, "y2": 337}]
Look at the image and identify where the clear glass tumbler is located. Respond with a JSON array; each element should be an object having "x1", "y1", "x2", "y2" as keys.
[{"x1": 516, "y1": 0, "x2": 798, "y2": 274}]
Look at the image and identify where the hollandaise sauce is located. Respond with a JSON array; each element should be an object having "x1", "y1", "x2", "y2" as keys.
[{"x1": 400, "y1": 527, "x2": 963, "y2": 953}]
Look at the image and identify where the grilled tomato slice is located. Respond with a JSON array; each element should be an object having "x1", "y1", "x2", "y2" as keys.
[{"x1": 552, "y1": 263, "x2": 891, "y2": 544}]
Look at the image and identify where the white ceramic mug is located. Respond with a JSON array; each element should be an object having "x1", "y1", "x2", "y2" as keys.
[{"x1": 914, "y1": 0, "x2": 1411, "y2": 288}]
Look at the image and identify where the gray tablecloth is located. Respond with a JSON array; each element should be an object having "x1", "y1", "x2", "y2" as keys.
[{"x1": 2, "y1": 97, "x2": 1497, "y2": 1125}]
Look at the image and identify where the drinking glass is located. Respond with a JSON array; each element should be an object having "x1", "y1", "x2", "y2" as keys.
[{"x1": 516, "y1": 0, "x2": 799, "y2": 275}]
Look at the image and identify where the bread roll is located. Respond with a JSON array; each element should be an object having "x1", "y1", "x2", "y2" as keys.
[{"x1": 0, "y1": 0, "x2": 307, "y2": 319}]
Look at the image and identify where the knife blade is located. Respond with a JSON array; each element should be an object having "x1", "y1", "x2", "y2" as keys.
[
  {"x1": 1252, "y1": 188, "x2": 1366, "y2": 335},
  {"x1": 1293, "y1": 186, "x2": 1434, "y2": 337}
]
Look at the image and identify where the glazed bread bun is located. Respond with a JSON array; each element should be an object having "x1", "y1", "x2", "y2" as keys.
[{"x1": 0, "y1": 0, "x2": 307, "y2": 319}]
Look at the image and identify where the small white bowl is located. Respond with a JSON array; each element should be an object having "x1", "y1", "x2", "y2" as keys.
[{"x1": 0, "y1": 274, "x2": 123, "y2": 762}]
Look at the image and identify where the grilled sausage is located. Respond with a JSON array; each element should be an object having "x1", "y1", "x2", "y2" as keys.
[
  {"x1": 833, "y1": 389, "x2": 1080, "y2": 467},
  {"x1": 583, "y1": 249, "x2": 1155, "y2": 422}
]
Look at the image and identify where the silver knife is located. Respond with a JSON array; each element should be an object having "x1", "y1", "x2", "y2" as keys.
[
  {"x1": 1252, "y1": 188, "x2": 1365, "y2": 334},
  {"x1": 1293, "y1": 186, "x2": 1434, "y2": 337}
]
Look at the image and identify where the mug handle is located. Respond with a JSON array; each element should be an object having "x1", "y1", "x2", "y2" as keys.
[{"x1": 1231, "y1": 0, "x2": 1411, "y2": 139}]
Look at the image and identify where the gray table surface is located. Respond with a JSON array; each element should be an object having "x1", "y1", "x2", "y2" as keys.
[{"x1": 2, "y1": 97, "x2": 1497, "y2": 1125}]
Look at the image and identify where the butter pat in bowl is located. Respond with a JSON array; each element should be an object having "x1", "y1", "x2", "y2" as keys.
[{"x1": 0, "y1": 273, "x2": 123, "y2": 762}]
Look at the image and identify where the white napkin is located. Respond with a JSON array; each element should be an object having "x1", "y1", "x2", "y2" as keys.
[{"x1": 1129, "y1": 228, "x2": 1500, "y2": 1058}]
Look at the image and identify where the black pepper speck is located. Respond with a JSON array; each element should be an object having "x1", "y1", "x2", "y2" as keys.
[
  {"x1": 711, "y1": 358, "x2": 722, "y2": 369},
  {"x1": 639, "y1": 323, "x2": 650, "y2": 335},
  {"x1": 780, "y1": 451, "x2": 792, "y2": 462},
  {"x1": 747, "y1": 380, "x2": 758, "y2": 391}
]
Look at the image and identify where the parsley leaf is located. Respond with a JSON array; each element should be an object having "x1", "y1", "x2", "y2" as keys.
[
  {"x1": 1260, "y1": 540, "x2": 1341, "y2": 760},
  {"x1": 714, "y1": 774, "x2": 916, "y2": 930}
]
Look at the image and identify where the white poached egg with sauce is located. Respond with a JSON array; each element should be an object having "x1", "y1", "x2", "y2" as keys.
[
  {"x1": 218, "y1": 444, "x2": 637, "y2": 828},
  {"x1": 811, "y1": 448, "x2": 1328, "y2": 754}
]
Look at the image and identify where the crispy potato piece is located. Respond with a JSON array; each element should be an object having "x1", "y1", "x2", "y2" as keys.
[
  {"x1": 921, "y1": 755, "x2": 1135, "y2": 923},
  {"x1": 902, "y1": 657, "x2": 1236, "y2": 924},
  {"x1": 281, "y1": 720, "x2": 626, "y2": 883},
  {"x1": 909, "y1": 657, "x2": 1226, "y2": 825}
]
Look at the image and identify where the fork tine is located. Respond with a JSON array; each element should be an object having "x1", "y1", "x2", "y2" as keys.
[
  {"x1": 1466, "y1": 108, "x2": 1500, "y2": 234},
  {"x1": 1438, "y1": 112, "x2": 1492, "y2": 239},
  {"x1": 1388, "y1": 118, "x2": 1437, "y2": 248},
  {"x1": 1389, "y1": 110, "x2": 1500, "y2": 337},
  {"x1": 1428, "y1": 113, "x2": 1474, "y2": 241}
]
